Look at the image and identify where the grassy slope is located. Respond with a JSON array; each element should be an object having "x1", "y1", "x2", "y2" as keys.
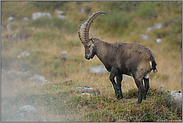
[{"x1": 1, "y1": 1, "x2": 182, "y2": 122}]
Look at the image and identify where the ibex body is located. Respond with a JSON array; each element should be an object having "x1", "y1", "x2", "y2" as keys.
[{"x1": 78, "y1": 11, "x2": 157, "y2": 104}]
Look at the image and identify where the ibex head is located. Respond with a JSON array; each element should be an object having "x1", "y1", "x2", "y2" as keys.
[{"x1": 78, "y1": 11, "x2": 107, "y2": 60}]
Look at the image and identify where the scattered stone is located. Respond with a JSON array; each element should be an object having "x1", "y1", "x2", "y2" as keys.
[
  {"x1": 123, "y1": 75, "x2": 133, "y2": 80},
  {"x1": 170, "y1": 91, "x2": 182, "y2": 107},
  {"x1": 8, "y1": 16, "x2": 14, "y2": 21},
  {"x1": 58, "y1": 51, "x2": 68, "y2": 56},
  {"x1": 76, "y1": 87, "x2": 100, "y2": 96},
  {"x1": 55, "y1": 9, "x2": 64, "y2": 15},
  {"x1": 171, "y1": 19, "x2": 182, "y2": 23},
  {"x1": 146, "y1": 23, "x2": 162, "y2": 32},
  {"x1": 80, "y1": 93, "x2": 94, "y2": 96},
  {"x1": 31, "y1": 74, "x2": 48, "y2": 82},
  {"x1": 16, "y1": 105, "x2": 37, "y2": 117},
  {"x1": 76, "y1": 87, "x2": 95, "y2": 93},
  {"x1": 55, "y1": 9, "x2": 66, "y2": 19},
  {"x1": 156, "y1": 38, "x2": 162, "y2": 43},
  {"x1": 90, "y1": 65, "x2": 107, "y2": 74},
  {"x1": 7, "y1": 24, "x2": 11, "y2": 31},
  {"x1": 32, "y1": 12, "x2": 52, "y2": 20},
  {"x1": 139, "y1": 34, "x2": 150, "y2": 41},
  {"x1": 80, "y1": 8, "x2": 85, "y2": 13},
  {"x1": 57, "y1": 15, "x2": 67, "y2": 19},
  {"x1": 21, "y1": 17, "x2": 29, "y2": 21},
  {"x1": 17, "y1": 51, "x2": 31, "y2": 58}
]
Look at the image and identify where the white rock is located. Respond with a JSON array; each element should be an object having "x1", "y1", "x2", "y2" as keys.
[
  {"x1": 156, "y1": 38, "x2": 162, "y2": 43},
  {"x1": 170, "y1": 91, "x2": 182, "y2": 107},
  {"x1": 90, "y1": 65, "x2": 107, "y2": 74},
  {"x1": 32, "y1": 12, "x2": 52, "y2": 20},
  {"x1": 80, "y1": 93, "x2": 94, "y2": 96},
  {"x1": 31, "y1": 74, "x2": 48, "y2": 82},
  {"x1": 80, "y1": 8, "x2": 85, "y2": 13},
  {"x1": 57, "y1": 15, "x2": 67, "y2": 19},
  {"x1": 76, "y1": 87, "x2": 95, "y2": 93},
  {"x1": 55, "y1": 9, "x2": 64, "y2": 15},
  {"x1": 146, "y1": 23, "x2": 162, "y2": 32},
  {"x1": 16, "y1": 105, "x2": 36, "y2": 116},
  {"x1": 8, "y1": 16, "x2": 14, "y2": 21},
  {"x1": 22, "y1": 17, "x2": 29, "y2": 21},
  {"x1": 139, "y1": 34, "x2": 150, "y2": 41},
  {"x1": 17, "y1": 51, "x2": 31, "y2": 58}
]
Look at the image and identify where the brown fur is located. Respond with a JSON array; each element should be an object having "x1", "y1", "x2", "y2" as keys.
[
  {"x1": 78, "y1": 11, "x2": 157, "y2": 104},
  {"x1": 84, "y1": 38, "x2": 157, "y2": 104}
]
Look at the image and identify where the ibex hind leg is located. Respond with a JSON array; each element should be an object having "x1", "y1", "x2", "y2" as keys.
[
  {"x1": 143, "y1": 78, "x2": 149, "y2": 100},
  {"x1": 134, "y1": 77, "x2": 145, "y2": 104}
]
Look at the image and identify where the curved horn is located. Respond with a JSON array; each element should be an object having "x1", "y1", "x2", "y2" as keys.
[{"x1": 78, "y1": 11, "x2": 107, "y2": 44}]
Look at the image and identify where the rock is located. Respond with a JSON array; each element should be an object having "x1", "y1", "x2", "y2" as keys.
[
  {"x1": 170, "y1": 91, "x2": 182, "y2": 107},
  {"x1": 90, "y1": 65, "x2": 107, "y2": 74},
  {"x1": 76, "y1": 87, "x2": 95, "y2": 93},
  {"x1": 17, "y1": 51, "x2": 31, "y2": 58},
  {"x1": 32, "y1": 12, "x2": 52, "y2": 20},
  {"x1": 156, "y1": 38, "x2": 162, "y2": 43},
  {"x1": 80, "y1": 93, "x2": 94, "y2": 96},
  {"x1": 146, "y1": 23, "x2": 162, "y2": 32},
  {"x1": 31, "y1": 74, "x2": 48, "y2": 82},
  {"x1": 8, "y1": 16, "x2": 14, "y2": 21},
  {"x1": 21, "y1": 17, "x2": 29, "y2": 21},
  {"x1": 80, "y1": 8, "x2": 85, "y2": 13},
  {"x1": 55, "y1": 9, "x2": 66, "y2": 19},
  {"x1": 76, "y1": 87, "x2": 100, "y2": 96},
  {"x1": 58, "y1": 51, "x2": 67, "y2": 56},
  {"x1": 16, "y1": 105, "x2": 37, "y2": 117},
  {"x1": 123, "y1": 75, "x2": 132, "y2": 80},
  {"x1": 139, "y1": 34, "x2": 150, "y2": 41},
  {"x1": 171, "y1": 19, "x2": 182, "y2": 23},
  {"x1": 57, "y1": 15, "x2": 67, "y2": 19},
  {"x1": 55, "y1": 9, "x2": 64, "y2": 15}
]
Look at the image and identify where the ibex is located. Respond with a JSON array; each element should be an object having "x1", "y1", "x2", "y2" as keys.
[{"x1": 78, "y1": 11, "x2": 157, "y2": 104}]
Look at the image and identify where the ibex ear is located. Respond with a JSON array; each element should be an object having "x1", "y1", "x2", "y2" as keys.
[{"x1": 91, "y1": 37, "x2": 95, "y2": 43}]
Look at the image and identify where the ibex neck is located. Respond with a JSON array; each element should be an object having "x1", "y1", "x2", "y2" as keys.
[{"x1": 94, "y1": 38, "x2": 111, "y2": 64}]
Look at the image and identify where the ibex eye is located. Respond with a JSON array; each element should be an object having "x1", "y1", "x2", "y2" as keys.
[{"x1": 88, "y1": 44, "x2": 91, "y2": 48}]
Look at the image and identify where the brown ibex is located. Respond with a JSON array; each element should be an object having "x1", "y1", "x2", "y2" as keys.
[{"x1": 78, "y1": 11, "x2": 157, "y2": 104}]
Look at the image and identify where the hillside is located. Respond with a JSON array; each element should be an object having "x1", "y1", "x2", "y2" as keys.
[{"x1": 1, "y1": 1, "x2": 182, "y2": 122}]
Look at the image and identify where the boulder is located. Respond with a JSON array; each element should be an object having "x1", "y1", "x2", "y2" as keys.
[
  {"x1": 55, "y1": 9, "x2": 66, "y2": 19},
  {"x1": 17, "y1": 51, "x2": 31, "y2": 58},
  {"x1": 16, "y1": 105, "x2": 37, "y2": 117},
  {"x1": 21, "y1": 17, "x2": 29, "y2": 21},
  {"x1": 90, "y1": 65, "x2": 107, "y2": 74},
  {"x1": 55, "y1": 9, "x2": 64, "y2": 15},
  {"x1": 31, "y1": 74, "x2": 48, "y2": 82},
  {"x1": 170, "y1": 91, "x2": 182, "y2": 107},
  {"x1": 8, "y1": 16, "x2": 14, "y2": 21},
  {"x1": 146, "y1": 23, "x2": 162, "y2": 32},
  {"x1": 156, "y1": 38, "x2": 162, "y2": 43},
  {"x1": 32, "y1": 12, "x2": 52, "y2": 20},
  {"x1": 139, "y1": 34, "x2": 150, "y2": 41},
  {"x1": 76, "y1": 87, "x2": 100, "y2": 96}
]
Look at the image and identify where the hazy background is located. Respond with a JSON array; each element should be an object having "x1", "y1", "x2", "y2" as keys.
[{"x1": 1, "y1": 1, "x2": 182, "y2": 122}]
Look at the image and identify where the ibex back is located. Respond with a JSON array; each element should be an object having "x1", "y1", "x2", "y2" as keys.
[{"x1": 78, "y1": 11, "x2": 157, "y2": 104}]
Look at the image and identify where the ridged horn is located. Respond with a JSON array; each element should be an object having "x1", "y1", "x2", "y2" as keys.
[{"x1": 78, "y1": 11, "x2": 107, "y2": 44}]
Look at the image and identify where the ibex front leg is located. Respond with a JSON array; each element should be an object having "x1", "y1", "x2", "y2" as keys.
[
  {"x1": 109, "y1": 68, "x2": 123, "y2": 99},
  {"x1": 116, "y1": 73, "x2": 123, "y2": 99}
]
